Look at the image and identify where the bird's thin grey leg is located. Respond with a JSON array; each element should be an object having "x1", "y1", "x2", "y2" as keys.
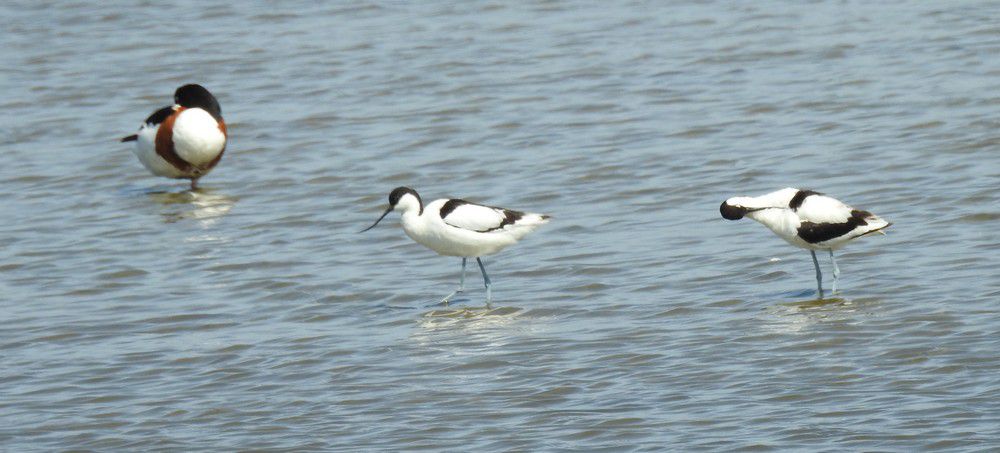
[
  {"x1": 829, "y1": 250, "x2": 840, "y2": 294},
  {"x1": 190, "y1": 177, "x2": 200, "y2": 191},
  {"x1": 441, "y1": 258, "x2": 467, "y2": 304},
  {"x1": 811, "y1": 250, "x2": 824, "y2": 298},
  {"x1": 476, "y1": 257, "x2": 492, "y2": 305}
]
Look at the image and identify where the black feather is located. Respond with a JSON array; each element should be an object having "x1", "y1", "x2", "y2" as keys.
[
  {"x1": 144, "y1": 106, "x2": 174, "y2": 126},
  {"x1": 789, "y1": 190, "x2": 820, "y2": 210},
  {"x1": 798, "y1": 210, "x2": 870, "y2": 243}
]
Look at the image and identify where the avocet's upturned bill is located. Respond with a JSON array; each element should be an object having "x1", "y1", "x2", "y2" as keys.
[
  {"x1": 720, "y1": 188, "x2": 891, "y2": 297},
  {"x1": 362, "y1": 187, "x2": 550, "y2": 304},
  {"x1": 121, "y1": 84, "x2": 227, "y2": 190}
]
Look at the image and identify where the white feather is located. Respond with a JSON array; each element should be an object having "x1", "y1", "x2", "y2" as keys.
[
  {"x1": 725, "y1": 188, "x2": 890, "y2": 250},
  {"x1": 442, "y1": 203, "x2": 510, "y2": 231},
  {"x1": 391, "y1": 194, "x2": 548, "y2": 257},
  {"x1": 795, "y1": 194, "x2": 855, "y2": 224},
  {"x1": 132, "y1": 121, "x2": 186, "y2": 178},
  {"x1": 725, "y1": 187, "x2": 799, "y2": 210},
  {"x1": 172, "y1": 108, "x2": 226, "y2": 166}
]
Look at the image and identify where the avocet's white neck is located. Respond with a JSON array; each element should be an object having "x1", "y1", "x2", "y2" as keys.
[
  {"x1": 744, "y1": 202, "x2": 802, "y2": 248},
  {"x1": 724, "y1": 189, "x2": 801, "y2": 242},
  {"x1": 394, "y1": 193, "x2": 433, "y2": 243},
  {"x1": 746, "y1": 207, "x2": 792, "y2": 229},
  {"x1": 728, "y1": 187, "x2": 798, "y2": 210},
  {"x1": 394, "y1": 193, "x2": 423, "y2": 217}
]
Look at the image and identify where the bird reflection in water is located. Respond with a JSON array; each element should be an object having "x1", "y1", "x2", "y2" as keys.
[
  {"x1": 760, "y1": 296, "x2": 878, "y2": 334},
  {"x1": 416, "y1": 305, "x2": 525, "y2": 334},
  {"x1": 147, "y1": 189, "x2": 237, "y2": 225}
]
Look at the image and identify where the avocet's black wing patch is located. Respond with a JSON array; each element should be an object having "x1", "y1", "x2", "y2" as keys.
[
  {"x1": 789, "y1": 189, "x2": 821, "y2": 210},
  {"x1": 798, "y1": 210, "x2": 870, "y2": 243},
  {"x1": 439, "y1": 199, "x2": 466, "y2": 219},
  {"x1": 440, "y1": 199, "x2": 524, "y2": 233}
]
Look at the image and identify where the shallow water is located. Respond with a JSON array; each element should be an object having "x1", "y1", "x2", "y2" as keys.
[{"x1": 2, "y1": 0, "x2": 999, "y2": 451}]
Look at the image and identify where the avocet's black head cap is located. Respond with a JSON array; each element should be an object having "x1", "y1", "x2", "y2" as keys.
[
  {"x1": 720, "y1": 201, "x2": 747, "y2": 220},
  {"x1": 174, "y1": 84, "x2": 222, "y2": 119},
  {"x1": 361, "y1": 187, "x2": 421, "y2": 233},
  {"x1": 389, "y1": 186, "x2": 419, "y2": 207}
]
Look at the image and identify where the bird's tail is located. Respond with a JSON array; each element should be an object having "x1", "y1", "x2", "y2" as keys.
[
  {"x1": 504, "y1": 213, "x2": 549, "y2": 242},
  {"x1": 858, "y1": 217, "x2": 892, "y2": 238},
  {"x1": 874, "y1": 222, "x2": 893, "y2": 235},
  {"x1": 523, "y1": 213, "x2": 550, "y2": 226}
]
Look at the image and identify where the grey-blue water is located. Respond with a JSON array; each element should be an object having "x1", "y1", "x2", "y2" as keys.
[{"x1": 2, "y1": 1, "x2": 998, "y2": 451}]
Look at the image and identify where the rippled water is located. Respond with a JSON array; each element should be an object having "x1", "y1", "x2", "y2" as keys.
[{"x1": 2, "y1": 0, "x2": 999, "y2": 450}]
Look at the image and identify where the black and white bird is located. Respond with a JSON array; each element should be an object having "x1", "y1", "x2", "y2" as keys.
[
  {"x1": 361, "y1": 187, "x2": 550, "y2": 304},
  {"x1": 720, "y1": 188, "x2": 891, "y2": 297},
  {"x1": 121, "y1": 84, "x2": 227, "y2": 190}
]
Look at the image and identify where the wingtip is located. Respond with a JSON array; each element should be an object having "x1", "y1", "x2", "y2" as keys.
[
  {"x1": 860, "y1": 222, "x2": 892, "y2": 237},
  {"x1": 120, "y1": 134, "x2": 138, "y2": 142}
]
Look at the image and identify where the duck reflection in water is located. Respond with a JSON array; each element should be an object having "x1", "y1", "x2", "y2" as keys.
[{"x1": 148, "y1": 189, "x2": 237, "y2": 225}]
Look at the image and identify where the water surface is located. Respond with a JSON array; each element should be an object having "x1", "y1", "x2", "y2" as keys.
[{"x1": 2, "y1": 0, "x2": 998, "y2": 450}]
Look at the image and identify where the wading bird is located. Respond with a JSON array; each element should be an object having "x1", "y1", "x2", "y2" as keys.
[
  {"x1": 362, "y1": 187, "x2": 549, "y2": 304},
  {"x1": 121, "y1": 84, "x2": 226, "y2": 190},
  {"x1": 720, "y1": 188, "x2": 891, "y2": 297}
]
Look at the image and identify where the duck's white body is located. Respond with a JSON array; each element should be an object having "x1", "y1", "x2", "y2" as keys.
[
  {"x1": 133, "y1": 115, "x2": 181, "y2": 178},
  {"x1": 122, "y1": 84, "x2": 227, "y2": 190},
  {"x1": 172, "y1": 108, "x2": 227, "y2": 167},
  {"x1": 132, "y1": 107, "x2": 226, "y2": 179}
]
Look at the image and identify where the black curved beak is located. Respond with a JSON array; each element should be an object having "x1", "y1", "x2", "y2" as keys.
[{"x1": 360, "y1": 206, "x2": 393, "y2": 233}]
